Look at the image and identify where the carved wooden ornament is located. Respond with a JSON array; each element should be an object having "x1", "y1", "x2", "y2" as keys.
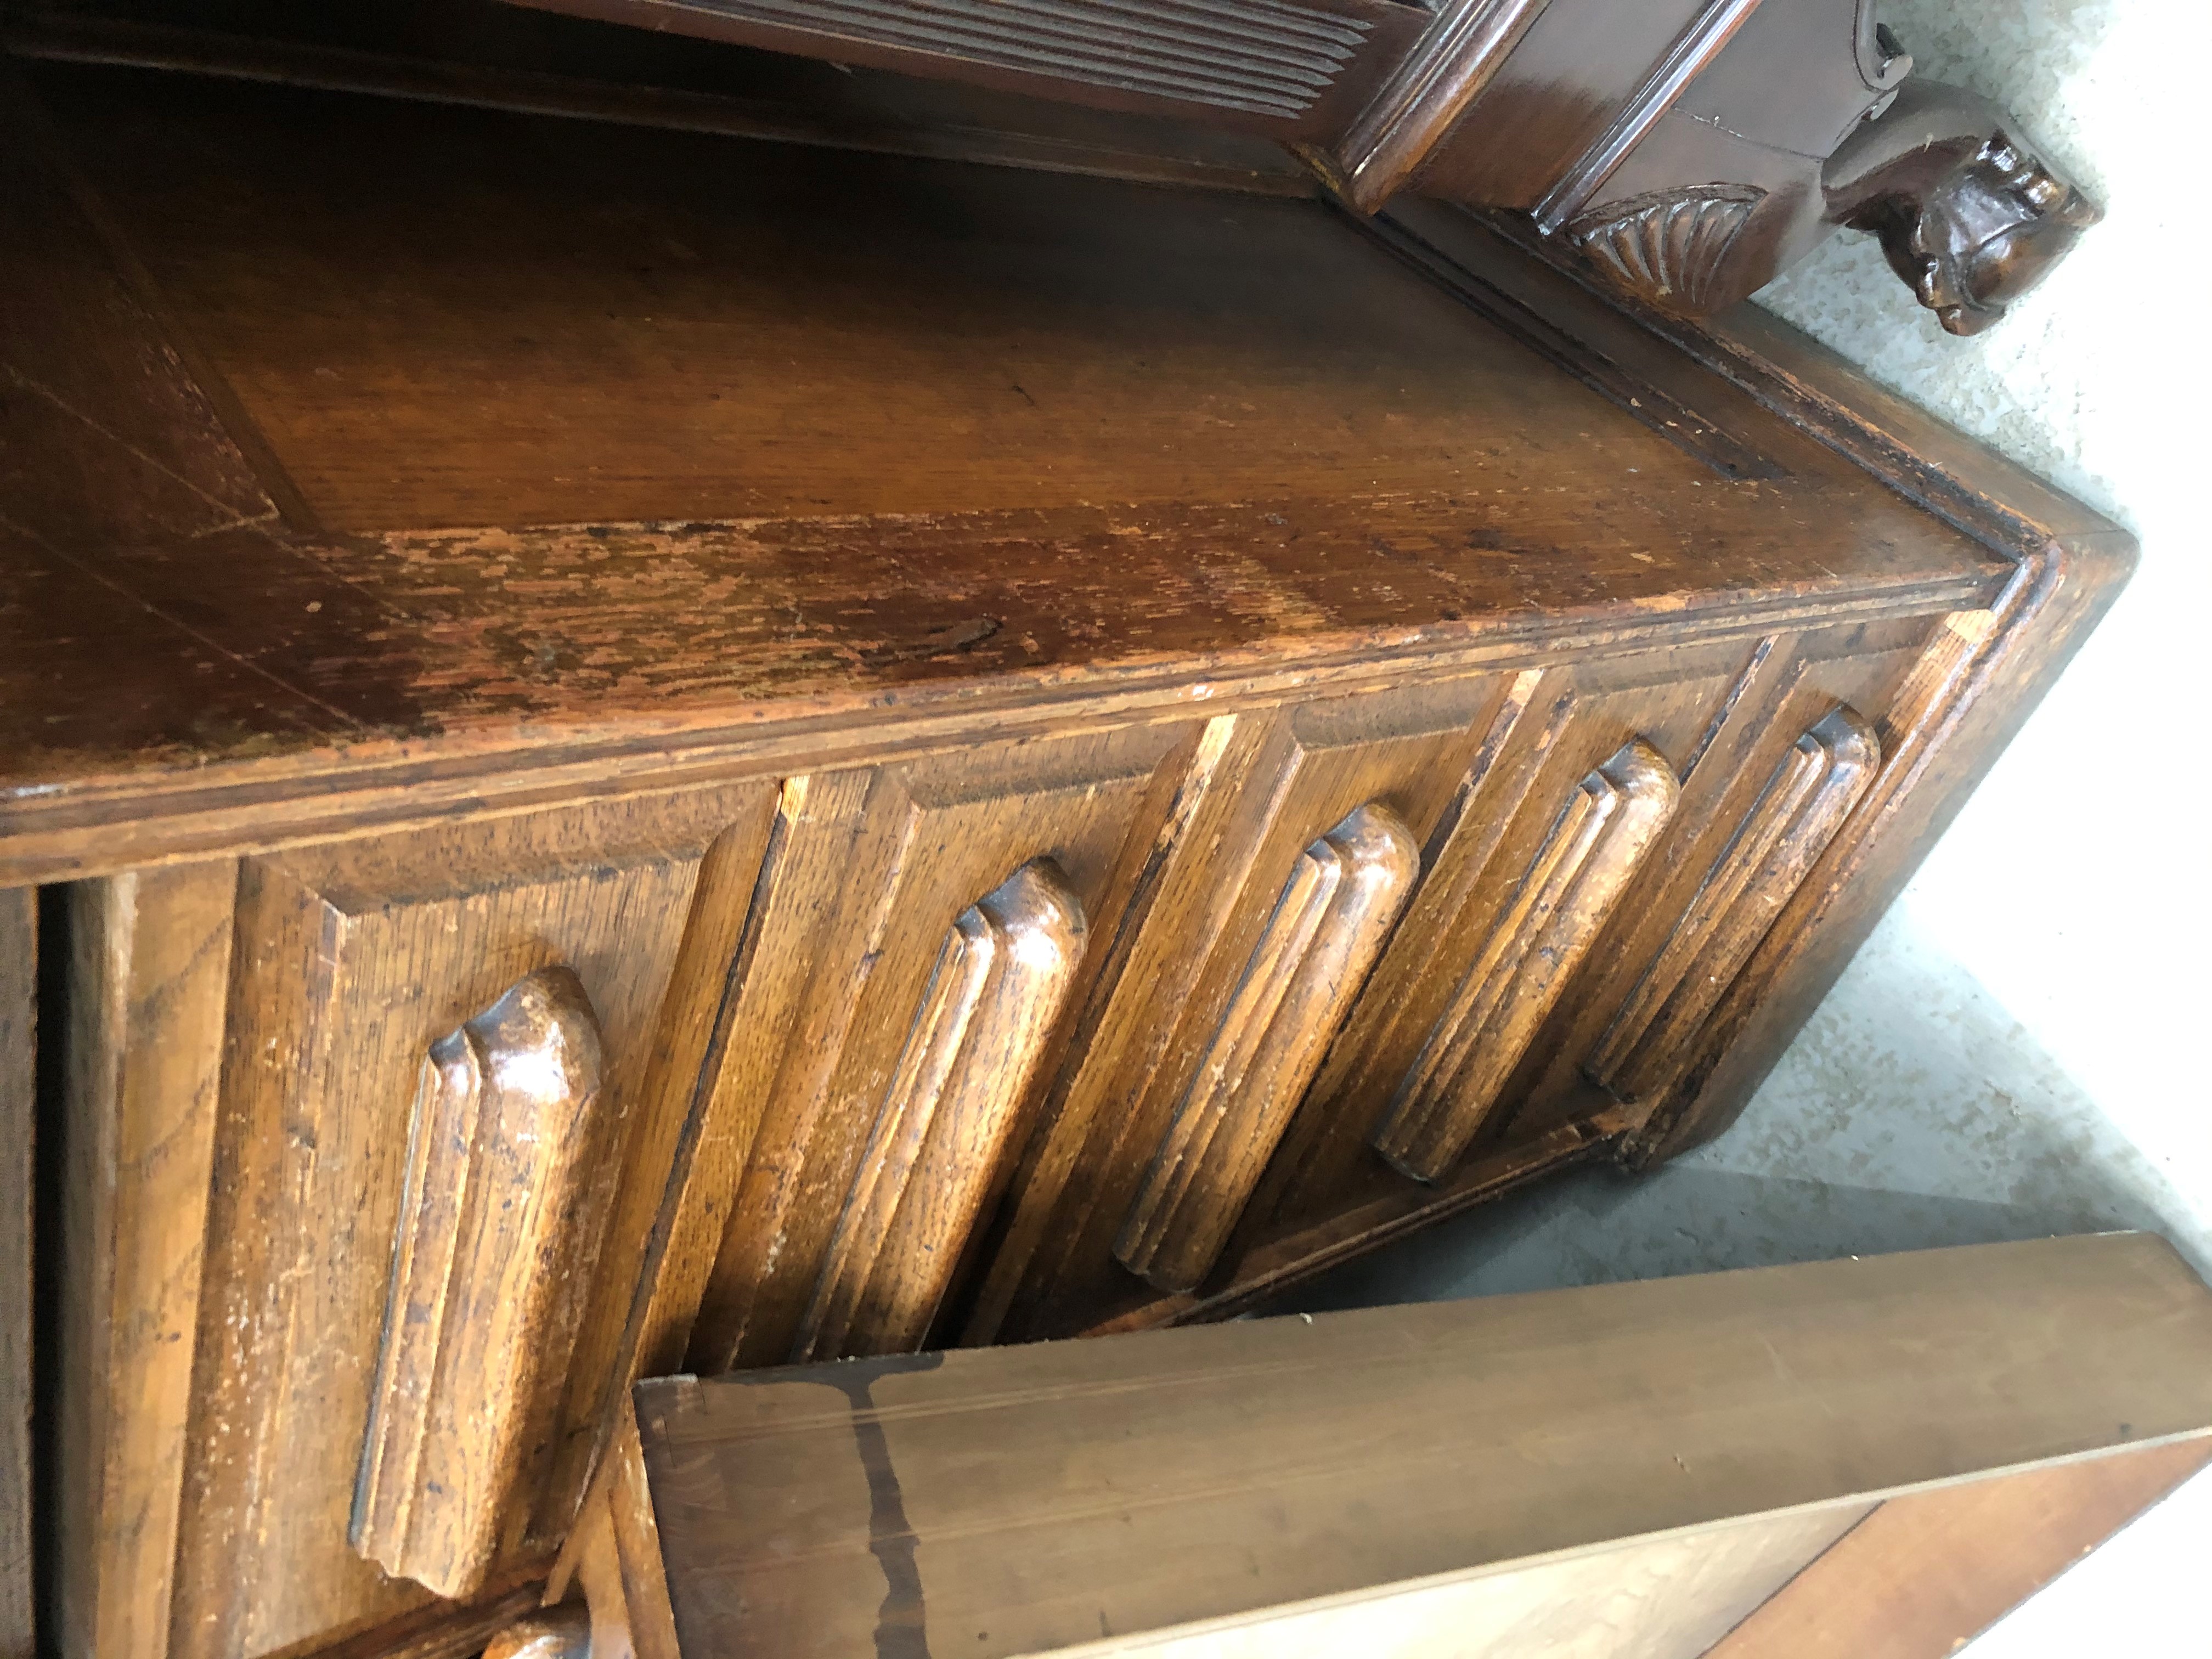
[
  {"x1": 1117, "y1": 802, "x2": 1420, "y2": 1294},
  {"x1": 793, "y1": 860, "x2": 1087, "y2": 1361},
  {"x1": 1373, "y1": 739, "x2": 1678, "y2": 1183},
  {"x1": 354, "y1": 967, "x2": 608, "y2": 1599},
  {"x1": 1593, "y1": 706, "x2": 1878, "y2": 1107}
]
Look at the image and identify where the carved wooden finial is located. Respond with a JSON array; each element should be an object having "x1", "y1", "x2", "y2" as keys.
[{"x1": 355, "y1": 967, "x2": 610, "y2": 1600}]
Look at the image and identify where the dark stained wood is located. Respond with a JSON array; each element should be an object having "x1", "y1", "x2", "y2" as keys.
[
  {"x1": 1706, "y1": 1439, "x2": 2212, "y2": 1658},
  {"x1": 355, "y1": 969, "x2": 611, "y2": 1600},
  {"x1": 0, "y1": 891, "x2": 30, "y2": 1659},
  {"x1": 621, "y1": 1237, "x2": 2212, "y2": 1659},
  {"x1": 499, "y1": 0, "x2": 1427, "y2": 140}
]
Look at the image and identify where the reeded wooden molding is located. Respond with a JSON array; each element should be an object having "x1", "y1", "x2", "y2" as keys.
[
  {"x1": 1115, "y1": 803, "x2": 1419, "y2": 1293},
  {"x1": 1533, "y1": 0, "x2": 1765, "y2": 234},
  {"x1": 793, "y1": 861, "x2": 1087, "y2": 1362},
  {"x1": 355, "y1": 967, "x2": 608, "y2": 1600},
  {"x1": 1331, "y1": 0, "x2": 1551, "y2": 212},
  {"x1": 1372, "y1": 739, "x2": 1678, "y2": 1182},
  {"x1": 1592, "y1": 706, "x2": 1878, "y2": 1108}
]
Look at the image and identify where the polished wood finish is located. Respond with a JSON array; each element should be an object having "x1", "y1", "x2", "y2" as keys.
[
  {"x1": 573, "y1": 1237, "x2": 2212, "y2": 1659},
  {"x1": 0, "y1": 891, "x2": 31, "y2": 1659},
  {"x1": 4, "y1": 39, "x2": 2135, "y2": 1659},
  {"x1": 478, "y1": 0, "x2": 2101, "y2": 323},
  {"x1": 356, "y1": 968, "x2": 611, "y2": 1599},
  {"x1": 1708, "y1": 1439, "x2": 2212, "y2": 1658}
]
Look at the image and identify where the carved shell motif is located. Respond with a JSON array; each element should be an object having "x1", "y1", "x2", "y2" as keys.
[{"x1": 1568, "y1": 185, "x2": 1767, "y2": 314}]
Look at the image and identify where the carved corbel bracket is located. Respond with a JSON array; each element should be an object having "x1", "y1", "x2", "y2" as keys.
[
  {"x1": 355, "y1": 967, "x2": 610, "y2": 1600},
  {"x1": 1821, "y1": 80, "x2": 2102, "y2": 336}
]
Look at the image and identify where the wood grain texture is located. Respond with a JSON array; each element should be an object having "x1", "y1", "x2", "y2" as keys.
[
  {"x1": 549, "y1": 1396, "x2": 677, "y2": 1659},
  {"x1": 1592, "y1": 704, "x2": 1876, "y2": 1107},
  {"x1": 633, "y1": 1235, "x2": 2212, "y2": 1659},
  {"x1": 355, "y1": 968, "x2": 610, "y2": 1599},
  {"x1": 168, "y1": 793, "x2": 751, "y2": 1659},
  {"x1": 1372, "y1": 737, "x2": 1678, "y2": 1182},
  {"x1": 964, "y1": 677, "x2": 1515, "y2": 1344},
  {"x1": 1706, "y1": 1439, "x2": 2212, "y2": 1659},
  {"x1": 0, "y1": 891, "x2": 30, "y2": 1659},
  {"x1": 0, "y1": 65, "x2": 2033, "y2": 890},
  {"x1": 57, "y1": 864, "x2": 238, "y2": 1659},
  {"x1": 794, "y1": 861, "x2": 1087, "y2": 1361},
  {"x1": 1114, "y1": 802, "x2": 1417, "y2": 1293}
]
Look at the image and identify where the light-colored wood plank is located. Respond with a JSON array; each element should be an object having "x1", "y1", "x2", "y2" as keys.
[
  {"x1": 57, "y1": 864, "x2": 238, "y2": 1659},
  {"x1": 0, "y1": 889, "x2": 32, "y2": 1659},
  {"x1": 1052, "y1": 1503, "x2": 1872, "y2": 1659},
  {"x1": 635, "y1": 1234, "x2": 2212, "y2": 1659},
  {"x1": 1704, "y1": 1438, "x2": 2212, "y2": 1659}
]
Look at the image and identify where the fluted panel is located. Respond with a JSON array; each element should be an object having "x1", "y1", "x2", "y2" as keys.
[
  {"x1": 1115, "y1": 803, "x2": 1419, "y2": 1293},
  {"x1": 794, "y1": 861, "x2": 1087, "y2": 1361},
  {"x1": 1593, "y1": 707, "x2": 1879, "y2": 1104},
  {"x1": 631, "y1": 0, "x2": 1373, "y2": 119},
  {"x1": 354, "y1": 967, "x2": 607, "y2": 1598},
  {"x1": 1372, "y1": 740, "x2": 1678, "y2": 1182}
]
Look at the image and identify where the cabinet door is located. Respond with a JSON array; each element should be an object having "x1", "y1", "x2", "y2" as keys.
[
  {"x1": 549, "y1": 722, "x2": 1216, "y2": 1517},
  {"x1": 60, "y1": 790, "x2": 771, "y2": 1659}
]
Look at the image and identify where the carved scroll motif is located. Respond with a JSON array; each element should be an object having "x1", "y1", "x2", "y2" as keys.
[
  {"x1": 1372, "y1": 740, "x2": 1678, "y2": 1183},
  {"x1": 793, "y1": 860, "x2": 1086, "y2": 1362},
  {"x1": 1593, "y1": 706, "x2": 1879, "y2": 1106},
  {"x1": 1116, "y1": 803, "x2": 1420, "y2": 1294},
  {"x1": 355, "y1": 967, "x2": 607, "y2": 1599}
]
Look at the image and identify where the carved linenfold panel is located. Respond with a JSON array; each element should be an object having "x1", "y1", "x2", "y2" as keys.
[
  {"x1": 1372, "y1": 738, "x2": 1679, "y2": 1183},
  {"x1": 354, "y1": 967, "x2": 609, "y2": 1599},
  {"x1": 794, "y1": 860, "x2": 1087, "y2": 1361},
  {"x1": 1115, "y1": 802, "x2": 1419, "y2": 1293},
  {"x1": 518, "y1": 0, "x2": 1374, "y2": 121},
  {"x1": 1592, "y1": 706, "x2": 1879, "y2": 1108},
  {"x1": 1568, "y1": 185, "x2": 1764, "y2": 314}
]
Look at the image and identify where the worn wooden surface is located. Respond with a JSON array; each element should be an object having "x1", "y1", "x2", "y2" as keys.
[
  {"x1": 1707, "y1": 1438, "x2": 2212, "y2": 1658},
  {"x1": 355, "y1": 968, "x2": 610, "y2": 1599},
  {"x1": 617, "y1": 1236, "x2": 2212, "y2": 1659},
  {"x1": 0, "y1": 61, "x2": 2024, "y2": 888},
  {"x1": 0, "y1": 891, "x2": 31, "y2": 1659},
  {"x1": 7, "y1": 43, "x2": 2141, "y2": 1659},
  {"x1": 57, "y1": 866, "x2": 238, "y2": 1659}
]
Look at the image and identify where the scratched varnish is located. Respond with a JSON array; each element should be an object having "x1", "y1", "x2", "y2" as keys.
[{"x1": 3, "y1": 35, "x2": 2131, "y2": 1659}]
